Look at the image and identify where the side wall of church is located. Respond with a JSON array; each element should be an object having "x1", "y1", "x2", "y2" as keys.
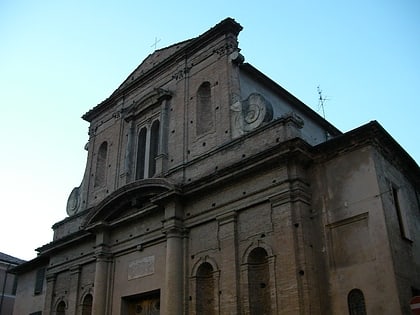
[
  {"x1": 310, "y1": 145, "x2": 407, "y2": 314},
  {"x1": 373, "y1": 147, "x2": 420, "y2": 314},
  {"x1": 13, "y1": 267, "x2": 46, "y2": 315}
]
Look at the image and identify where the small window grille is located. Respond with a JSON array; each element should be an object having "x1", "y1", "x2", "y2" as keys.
[{"x1": 348, "y1": 289, "x2": 367, "y2": 315}]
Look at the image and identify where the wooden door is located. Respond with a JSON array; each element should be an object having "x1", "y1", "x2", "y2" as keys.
[{"x1": 127, "y1": 295, "x2": 160, "y2": 315}]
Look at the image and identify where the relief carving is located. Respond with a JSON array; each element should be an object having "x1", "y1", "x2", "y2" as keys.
[
  {"x1": 230, "y1": 93, "x2": 273, "y2": 138},
  {"x1": 213, "y1": 42, "x2": 235, "y2": 57},
  {"x1": 128, "y1": 256, "x2": 155, "y2": 280},
  {"x1": 66, "y1": 185, "x2": 81, "y2": 216},
  {"x1": 172, "y1": 66, "x2": 191, "y2": 81}
]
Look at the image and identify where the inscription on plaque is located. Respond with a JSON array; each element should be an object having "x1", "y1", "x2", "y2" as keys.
[{"x1": 128, "y1": 256, "x2": 155, "y2": 280}]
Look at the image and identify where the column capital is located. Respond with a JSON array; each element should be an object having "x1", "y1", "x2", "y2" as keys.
[
  {"x1": 162, "y1": 224, "x2": 186, "y2": 238},
  {"x1": 70, "y1": 264, "x2": 82, "y2": 275},
  {"x1": 217, "y1": 211, "x2": 237, "y2": 225},
  {"x1": 162, "y1": 215, "x2": 185, "y2": 237},
  {"x1": 46, "y1": 272, "x2": 57, "y2": 283},
  {"x1": 94, "y1": 245, "x2": 112, "y2": 261}
]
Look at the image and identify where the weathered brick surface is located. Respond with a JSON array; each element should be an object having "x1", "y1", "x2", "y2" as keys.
[{"x1": 12, "y1": 18, "x2": 420, "y2": 315}]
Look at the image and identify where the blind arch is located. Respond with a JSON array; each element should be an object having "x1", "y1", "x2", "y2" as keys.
[
  {"x1": 196, "y1": 262, "x2": 215, "y2": 315},
  {"x1": 196, "y1": 82, "x2": 213, "y2": 135},
  {"x1": 94, "y1": 141, "x2": 108, "y2": 187}
]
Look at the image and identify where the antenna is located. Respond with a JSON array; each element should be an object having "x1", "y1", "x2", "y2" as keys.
[
  {"x1": 317, "y1": 85, "x2": 331, "y2": 141},
  {"x1": 317, "y1": 85, "x2": 329, "y2": 119}
]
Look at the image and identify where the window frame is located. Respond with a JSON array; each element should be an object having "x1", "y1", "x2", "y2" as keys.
[{"x1": 135, "y1": 118, "x2": 160, "y2": 180}]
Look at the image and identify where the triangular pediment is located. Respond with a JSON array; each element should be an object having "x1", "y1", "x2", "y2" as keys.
[
  {"x1": 82, "y1": 18, "x2": 243, "y2": 122},
  {"x1": 117, "y1": 39, "x2": 193, "y2": 92}
]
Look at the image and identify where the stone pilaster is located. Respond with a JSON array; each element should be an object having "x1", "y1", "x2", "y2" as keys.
[
  {"x1": 67, "y1": 265, "x2": 81, "y2": 315},
  {"x1": 155, "y1": 98, "x2": 170, "y2": 175},
  {"x1": 217, "y1": 212, "x2": 240, "y2": 315},
  {"x1": 43, "y1": 272, "x2": 56, "y2": 315},
  {"x1": 123, "y1": 120, "x2": 135, "y2": 183}
]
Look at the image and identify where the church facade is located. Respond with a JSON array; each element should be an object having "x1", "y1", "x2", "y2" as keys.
[{"x1": 12, "y1": 18, "x2": 420, "y2": 315}]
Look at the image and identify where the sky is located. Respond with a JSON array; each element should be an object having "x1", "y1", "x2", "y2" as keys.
[{"x1": 0, "y1": 1, "x2": 419, "y2": 261}]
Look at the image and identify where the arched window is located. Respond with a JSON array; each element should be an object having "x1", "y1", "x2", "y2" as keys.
[
  {"x1": 348, "y1": 289, "x2": 367, "y2": 315},
  {"x1": 94, "y1": 141, "x2": 108, "y2": 187},
  {"x1": 196, "y1": 82, "x2": 213, "y2": 135},
  {"x1": 196, "y1": 262, "x2": 215, "y2": 315},
  {"x1": 56, "y1": 301, "x2": 66, "y2": 315},
  {"x1": 136, "y1": 120, "x2": 160, "y2": 180},
  {"x1": 136, "y1": 128, "x2": 147, "y2": 180},
  {"x1": 248, "y1": 247, "x2": 271, "y2": 315},
  {"x1": 148, "y1": 120, "x2": 160, "y2": 178},
  {"x1": 81, "y1": 294, "x2": 93, "y2": 315}
]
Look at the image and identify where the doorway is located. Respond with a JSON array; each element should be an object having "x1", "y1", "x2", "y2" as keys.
[{"x1": 122, "y1": 290, "x2": 160, "y2": 315}]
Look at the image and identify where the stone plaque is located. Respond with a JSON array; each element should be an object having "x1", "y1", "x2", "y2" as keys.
[{"x1": 128, "y1": 256, "x2": 155, "y2": 280}]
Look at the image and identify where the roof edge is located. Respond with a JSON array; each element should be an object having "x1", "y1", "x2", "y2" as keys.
[
  {"x1": 239, "y1": 63, "x2": 342, "y2": 137},
  {"x1": 314, "y1": 120, "x2": 420, "y2": 183}
]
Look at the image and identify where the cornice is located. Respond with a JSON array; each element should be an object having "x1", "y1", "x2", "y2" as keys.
[
  {"x1": 181, "y1": 137, "x2": 313, "y2": 197},
  {"x1": 35, "y1": 230, "x2": 94, "y2": 256}
]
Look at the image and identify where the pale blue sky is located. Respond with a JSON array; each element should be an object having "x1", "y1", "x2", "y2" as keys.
[{"x1": 1, "y1": 1, "x2": 419, "y2": 260}]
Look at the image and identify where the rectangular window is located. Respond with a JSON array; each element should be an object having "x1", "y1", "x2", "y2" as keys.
[
  {"x1": 12, "y1": 275, "x2": 18, "y2": 295},
  {"x1": 29, "y1": 312, "x2": 42, "y2": 315},
  {"x1": 34, "y1": 267, "x2": 45, "y2": 295},
  {"x1": 391, "y1": 185, "x2": 411, "y2": 241}
]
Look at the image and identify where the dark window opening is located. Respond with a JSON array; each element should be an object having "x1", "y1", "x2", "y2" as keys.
[
  {"x1": 148, "y1": 120, "x2": 160, "y2": 177},
  {"x1": 136, "y1": 128, "x2": 147, "y2": 180},
  {"x1": 12, "y1": 275, "x2": 18, "y2": 295},
  {"x1": 136, "y1": 120, "x2": 160, "y2": 180},
  {"x1": 34, "y1": 267, "x2": 45, "y2": 295},
  {"x1": 392, "y1": 186, "x2": 408, "y2": 238},
  {"x1": 56, "y1": 301, "x2": 66, "y2": 315},
  {"x1": 348, "y1": 289, "x2": 367, "y2": 315}
]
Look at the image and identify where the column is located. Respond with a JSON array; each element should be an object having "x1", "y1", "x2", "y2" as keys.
[
  {"x1": 162, "y1": 199, "x2": 184, "y2": 315},
  {"x1": 92, "y1": 231, "x2": 111, "y2": 315}
]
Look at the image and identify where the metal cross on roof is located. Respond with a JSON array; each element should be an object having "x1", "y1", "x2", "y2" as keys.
[{"x1": 151, "y1": 37, "x2": 161, "y2": 51}]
